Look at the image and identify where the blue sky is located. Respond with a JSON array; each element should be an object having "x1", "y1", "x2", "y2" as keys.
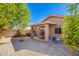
[{"x1": 27, "y1": 3, "x2": 69, "y2": 24}]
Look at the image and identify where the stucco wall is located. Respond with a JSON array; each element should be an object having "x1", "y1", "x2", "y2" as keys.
[
  {"x1": 32, "y1": 16, "x2": 64, "y2": 41},
  {"x1": 49, "y1": 24, "x2": 55, "y2": 36},
  {"x1": 2, "y1": 29, "x2": 17, "y2": 37},
  {"x1": 41, "y1": 16, "x2": 64, "y2": 39}
]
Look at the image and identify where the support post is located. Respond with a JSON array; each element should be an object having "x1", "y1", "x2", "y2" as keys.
[{"x1": 45, "y1": 24, "x2": 50, "y2": 42}]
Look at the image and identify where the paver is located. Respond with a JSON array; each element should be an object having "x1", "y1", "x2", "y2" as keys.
[
  {"x1": 12, "y1": 37, "x2": 70, "y2": 56},
  {"x1": 0, "y1": 38, "x2": 16, "y2": 56},
  {"x1": 0, "y1": 37, "x2": 70, "y2": 56}
]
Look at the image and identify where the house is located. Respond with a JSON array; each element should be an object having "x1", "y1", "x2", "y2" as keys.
[{"x1": 31, "y1": 15, "x2": 64, "y2": 42}]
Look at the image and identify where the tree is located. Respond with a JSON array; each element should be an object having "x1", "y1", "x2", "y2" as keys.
[
  {"x1": 62, "y1": 3, "x2": 79, "y2": 55},
  {"x1": 0, "y1": 3, "x2": 30, "y2": 38},
  {"x1": 15, "y1": 4, "x2": 30, "y2": 28}
]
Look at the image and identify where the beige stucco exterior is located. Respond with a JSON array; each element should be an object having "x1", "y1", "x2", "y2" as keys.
[{"x1": 31, "y1": 15, "x2": 64, "y2": 42}]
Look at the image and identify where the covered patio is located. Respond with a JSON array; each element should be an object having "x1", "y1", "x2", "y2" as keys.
[
  {"x1": 31, "y1": 22, "x2": 56, "y2": 42},
  {"x1": 30, "y1": 15, "x2": 64, "y2": 42}
]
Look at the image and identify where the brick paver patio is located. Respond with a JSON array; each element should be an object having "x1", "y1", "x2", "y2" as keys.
[
  {"x1": 0, "y1": 37, "x2": 70, "y2": 56},
  {"x1": 12, "y1": 37, "x2": 70, "y2": 56}
]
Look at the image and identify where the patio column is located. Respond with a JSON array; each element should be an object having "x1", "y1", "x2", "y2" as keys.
[{"x1": 45, "y1": 24, "x2": 50, "y2": 42}]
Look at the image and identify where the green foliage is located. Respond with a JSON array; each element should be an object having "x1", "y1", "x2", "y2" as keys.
[
  {"x1": 0, "y1": 3, "x2": 30, "y2": 39},
  {"x1": 16, "y1": 4, "x2": 30, "y2": 28},
  {"x1": 13, "y1": 29, "x2": 26, "y2": 37},
  {"x1": 0, "y1": 3, "x2": 30, "y2": 28},
  {"x1": 62, "y1": 3, "x2": 79, "y2": 52}
]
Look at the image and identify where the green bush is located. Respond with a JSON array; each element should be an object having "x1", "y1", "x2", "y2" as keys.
[
  {"x1": 13, "y1": 29, "x2": 26, "y2": 37},
  {"x1": 62, "y1": 3, "x2": 79, "y2": 55}
]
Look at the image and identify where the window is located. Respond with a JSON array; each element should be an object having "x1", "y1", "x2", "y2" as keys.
[{"x1": 55, "y1": 27, "x2": 61, "y2": 34}]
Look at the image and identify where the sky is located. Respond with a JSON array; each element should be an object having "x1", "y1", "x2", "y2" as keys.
[{"x1": 27, "y1": 3, "x2": 69, "y2": 25}]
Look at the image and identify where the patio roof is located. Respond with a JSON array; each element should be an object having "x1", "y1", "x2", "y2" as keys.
[
  {"x1": 41, "y1": 15, "x2": 64, "y2": 23},
  {"x1": 30, "y1": 21, "x2": 56, "y2": 27},
  {"x1": 29, "y1": 15, "x2": 64, "y2": 27}
]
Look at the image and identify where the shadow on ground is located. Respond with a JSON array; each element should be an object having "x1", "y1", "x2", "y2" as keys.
[{"x1": 0, "y1": 42, "x2": 10, "y2": 45}]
